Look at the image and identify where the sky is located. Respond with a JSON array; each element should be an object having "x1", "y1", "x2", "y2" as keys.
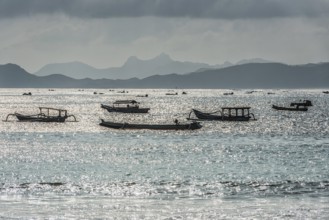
[{"x1": 0, "y1": 0, "x2": 329, "y2": 72}]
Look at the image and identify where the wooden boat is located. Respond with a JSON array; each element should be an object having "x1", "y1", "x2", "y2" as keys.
[
  {"x1": 101, "y1": 100, "x2": 150, "y2": 113},
  {"x1": 136, "y1": 94, "x2": 148, "y2": 97},
  {"x1": 5, "y1": 107, "x2": 77, "y2": 122},
  {"x1": 290, "y1": 100, "x2": 312, "y2": 107},
  {"x1": 99, "y1": 119, "x2": 202, "y2": 130},
  {"x1": 323, "y1": 91, "x2": 329, "y2": 94},
  {"x1": 223, "y1": 92, "x2": 234, "y2": 95},
  {"x1": 272, "y1": 105, "x2": 308, "y2": 111},
  {"x1": 188, "y1": 107, "x2": 256, "y2": 121},
  {"x1": 165, "y1": 92, "x2": 178, "y2": 95}
]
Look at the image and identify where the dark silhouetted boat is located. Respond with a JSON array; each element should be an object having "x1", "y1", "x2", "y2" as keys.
[
  {"x1": 99, "y1": 119, "x2": 202, "y2": 130},
  {"x1": 290, "y1": 100, "x2": 312, "y2": 107},
  {"x1": 5, "y1": 107, "x2": 77, "y2": 122},
  {"x1": 165, "y1": 92, "x2": 178, "y2": 95},
  {"x1": 136, "y1": 94, "x2": 148, "y2": 97},
  {"x1": 323, "y1": 91, "x2": 329, "y2": 94},
  {"x1": 272, "y1": 105, "x2": 308, "y2": 111},
  {"x1": 101, "y1": 100, "x2": 150, "y2": 113},
  {"x1": 188, "y1": 107, "x2": 256, "y2": 121},
  {"x1": 223, "y1": 92, "x2": 234, "y2": 95}
]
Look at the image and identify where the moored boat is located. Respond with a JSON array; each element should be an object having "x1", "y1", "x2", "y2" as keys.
[
  {"x1": 290, "y1": 100, "x2": 312, "y2": 107},
  {"x1": 188, "y1": 107, "x2": 256, "y2": 121},
  {"x1": 101, "y1": 100, "x2": 150, "y2": 113},
  {"x1": 5, "y1": 107, "x2": 77, "y2": 122},
  {"x1": 272, "y1": 105, "x2": 308, "y2": 111},
  {"x1": 99, "y1": 119, "x2": 202, "y2": 130}
]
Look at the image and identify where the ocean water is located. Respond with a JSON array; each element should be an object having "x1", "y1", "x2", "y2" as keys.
[{"x1": 0, "y1": 88, "x2": 329, "y2": 219}]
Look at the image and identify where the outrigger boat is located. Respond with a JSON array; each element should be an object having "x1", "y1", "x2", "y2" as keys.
[
  {"x1": 99, "y1": 119, "x2": 202, "y2": 130},
  {"x1": 272, "y1": 105, "x2": 308, "y2": 111},
  {"x1": 290, "y1": 100, "x2": 312, "y2": 107},
  {"x1": 188, "y1": 107, "x2": 256, "y2": 121},
  {"x1": 101, "y1": 100, "x2": 150, "y2": 113},
  {"x1": 5, "y1": 107, "x2": 77, "y2": 122}
]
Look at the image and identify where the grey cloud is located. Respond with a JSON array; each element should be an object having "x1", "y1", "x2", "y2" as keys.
[{"x1": 0, "y1": 0, "x2": 329, "y2": 19}]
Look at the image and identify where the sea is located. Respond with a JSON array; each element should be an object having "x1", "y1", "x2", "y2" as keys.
[{"x1": 0, "y1": 88, "x2": 328, "y2": 219}]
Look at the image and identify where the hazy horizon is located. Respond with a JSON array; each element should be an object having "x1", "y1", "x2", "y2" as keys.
[{"x1": 1, "y1": 0, "x2": 329, "y2": 73}]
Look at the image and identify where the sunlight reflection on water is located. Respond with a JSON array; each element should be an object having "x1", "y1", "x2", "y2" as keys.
[{"x1": 0, "y1": 88, "x2": 329, "y2": 218}]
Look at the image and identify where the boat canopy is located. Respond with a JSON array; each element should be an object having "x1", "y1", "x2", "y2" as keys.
[
  {"x1": 221, "y1": 107, "x2": 251, "y2": 110},
  {"x1": 39, "y1": 107, "x2": 68, "y2": 116},
  {"x1": 113, "y1": 100, "x2": 139, "y2": 105},
  {"x1": 221, "y1": 107, "x2": 251, "y2": 117}
]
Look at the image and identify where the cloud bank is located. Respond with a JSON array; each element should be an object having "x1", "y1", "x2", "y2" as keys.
[{"x1": 1, "y1": 0, "x2": 329, "y2": 19}]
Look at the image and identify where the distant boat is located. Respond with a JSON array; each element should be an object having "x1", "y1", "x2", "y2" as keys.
[
  {"x1": 22, "y1": 92, "x2": 32, "y2": 96},
  {"x1": 290, "y1": 100, "x2": 312, "y2": 107},
  {"x1": 99, "y1": 119, "x2": 202, "y2": 130},
  {"x1": 117, "y1": 90, "x2": 128, "y2": 93},
  {"x1": 272, "y1": 105, "x2": 308, "y2": 111},
  {"x1": 188, "y1": 107, "x2": 256, "y2": 121},
  {"x1": 223, "y1": 92, "x2": 234, "y2": 95},
  {"x1": 323, "y1": 91, "x2": 329, "y2": 94},
  {"x1": 136, "y1": 94, "x2": 148, "y2": 97},
  {"x1": 101, "y1": 100, "x2": 150, "y2": 113},
  {"x1": 5, "y1": 107, "x2": 77, "y2": 122},
  {"x1": 166, "y1": 92, "x2": 178, "y2": 95}
]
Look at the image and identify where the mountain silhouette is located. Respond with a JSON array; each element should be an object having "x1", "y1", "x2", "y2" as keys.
[
  {"x1": 34, "y1": 53, "x2": 219, "y2": 80},
  {"x1": 2, "y1": 62, "x2": 328, "y2": 88}
]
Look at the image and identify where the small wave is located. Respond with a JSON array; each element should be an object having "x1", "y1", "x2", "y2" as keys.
[{"x1": 1, "y1": 180, "x2": 329, "y2": 198}]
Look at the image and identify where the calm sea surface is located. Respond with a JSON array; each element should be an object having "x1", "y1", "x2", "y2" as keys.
[{"x1": 0, "y1": 88, "x2": 329, "y2": 219}]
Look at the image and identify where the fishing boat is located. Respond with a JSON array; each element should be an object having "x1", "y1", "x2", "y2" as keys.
[
  {"x1": 290, "y1": 100, "x2": 312, "y2": 107},
  {"x1": 188, "y1": 107, "x2": 256, "y2": 121},
  {"x1": 5, "y1": 107, "x2": 77, "y2": 122},
  {"x1": 136, "y1": 94, "x2": 148, "y2": 97},
  {"x1": 101, "y1": 100, "x2": 150, "y2": 113},
  {"x1": 165, "y1": 92, "x2": 178, "y2": 95},
  {"x1": 99, "y1": 119, "x2": 202, "y2": 130},
  {"x1": 272, "y1": 105, "x2": 308, "y2": 111}
]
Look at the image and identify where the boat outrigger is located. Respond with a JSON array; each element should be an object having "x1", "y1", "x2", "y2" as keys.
[
  {"x1": 99, "y1": 119, "x2": 202, "y2": 130},
  {"x1": 101, "y1": 100, "x2": 150, "y2": 113},
  {"x1": 4, "y1": 107, "x2": 77, "y2": 122},
  {"x1": 188, "y1": 107, "x2": 256, "y2": 121}
]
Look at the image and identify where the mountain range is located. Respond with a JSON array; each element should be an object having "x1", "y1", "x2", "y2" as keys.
[
  {"x1": 34, "y1": 53, "x2": 270, "y2": 80},
  {"x1": 1, "y1": 62, "x2": 328, "y2": 88}
]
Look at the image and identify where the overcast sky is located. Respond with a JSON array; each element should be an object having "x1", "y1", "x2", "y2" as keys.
[{"x1": 0, "y1": 0, "x2": 329, "y2": 72}]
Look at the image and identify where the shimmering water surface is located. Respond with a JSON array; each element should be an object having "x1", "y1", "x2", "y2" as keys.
[{"x1": 0, "y1": 88, "x2": 329, "y2": 219}]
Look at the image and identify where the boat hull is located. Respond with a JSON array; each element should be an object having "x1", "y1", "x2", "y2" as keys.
[
  {"x1": 191, "y1": 109, "x2": 251, "y2": 121},
  {"x1": 272, "y1": 105, "x2": 308, "y2": 111},
  {"x1": 101, "y1": 104, "x2": 150, "y2": 113},
  {"x1": 15, "y1": 113, "x2": 67, "y2": 122},
  {"x1": 99, "y1": 120, "x2": 202, "y2": 130}
]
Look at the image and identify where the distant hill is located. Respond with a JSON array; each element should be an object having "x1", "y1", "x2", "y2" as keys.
[
  {"x1": 34, "y1": 61, "x2": 109, "y2": 79},
  {"x1": 34, "y1": 53, "x2": 219, "y2": 80},
  {"x1": 1, "y1": 62, "x2": 328, "y2": 88}
]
